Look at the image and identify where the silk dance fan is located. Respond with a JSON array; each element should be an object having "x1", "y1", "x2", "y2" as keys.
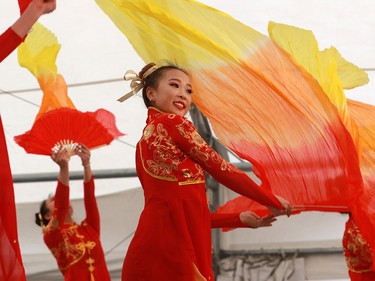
[
  {"x1": 14, "y1": 22, "x2": 124, "y2": 156},
  {"x1": 95, "y1": 0, "x2": 375, "y2": 262},
  {"x1": 95, "y1": 0, "x2": 363, "y2": 213}
]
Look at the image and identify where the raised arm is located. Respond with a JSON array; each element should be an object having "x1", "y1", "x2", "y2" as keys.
[
  {"x1": 50, "y1": 147, "x2": 70, "y2": 227},
  {"x1": 12, "y1": 0, "x2": 56, "y2": 38},
  {"x1": 75, "y1": 144, "x2": 100, "y2": 233},
  {"x1": 0, "y1": 0, "x2": 56, "y2": 62}
]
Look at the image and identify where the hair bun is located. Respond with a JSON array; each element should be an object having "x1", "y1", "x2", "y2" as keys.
[{"x1": 139, "y1": 63, "x2": 157, "y2": 80}]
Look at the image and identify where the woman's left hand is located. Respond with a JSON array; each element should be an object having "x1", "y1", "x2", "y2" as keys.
[{"x1": 239, "y1": 211, "x2": 276, "y2": 228}]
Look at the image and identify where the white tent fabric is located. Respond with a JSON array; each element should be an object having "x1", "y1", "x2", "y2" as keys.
[{"x1": 1, "y1": 0, "x2": 375, "y2": 280}]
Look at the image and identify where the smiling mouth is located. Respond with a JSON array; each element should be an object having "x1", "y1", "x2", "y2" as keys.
[{"x1": 173, "y1": 101, "x2": 185, "y2": 109}]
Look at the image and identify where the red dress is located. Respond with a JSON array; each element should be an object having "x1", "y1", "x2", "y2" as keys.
[
  {"x1": 343, "y1": 215, "x2": 375, "y2": 281},
  {"x1": 43, "y1": 176, "x2": 111, "y2": 281},
  {"x1": 122, "y1": 107, "x2": 283, "y2": 281},
  {"x1": 0, "y1": 28, "x2": 23, "y2": 63}
]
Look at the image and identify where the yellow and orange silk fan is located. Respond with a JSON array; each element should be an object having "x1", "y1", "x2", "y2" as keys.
[
  {"x1": 267, "y1": 22, "x2": 374, "y2": 267},
  {"x1": 14, "y1": 23, "x2": 124, "y2": 156},
  {"x1": 95, "y1": 0, "x2": 363, "y2": 213},
  {"x1": 95, "y1": 0, "x2": 374, "y2": 267}
]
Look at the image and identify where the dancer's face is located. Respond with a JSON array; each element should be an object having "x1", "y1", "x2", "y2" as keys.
[{"x1": 147, "y1": 69, "x2": 192, "y2": 117}]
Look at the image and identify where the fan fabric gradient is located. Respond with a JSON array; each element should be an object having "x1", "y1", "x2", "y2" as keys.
[
  {"x1": 16, "y1": 22, "x2": 125, "y2": 156},
  {"x1": 96, "y1": 0, "x2": 375, "y2": 268},
  {"x1": 17, "y1": 23, "x2": 75, "y2": 121},
  {"x1": 95, "y1": 0, "x2": 363, "y2": 214},
  {"x1": 345, "y1": 100, "x2": 375, "y2": 267}
]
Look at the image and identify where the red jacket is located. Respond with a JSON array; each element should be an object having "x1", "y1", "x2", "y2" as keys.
[
  {"x1": 122, "y1": 107, "x2": 283, "y2": 281},
  {"x1": 43, "y1": 177, "x2": 111, "y2": 281}
]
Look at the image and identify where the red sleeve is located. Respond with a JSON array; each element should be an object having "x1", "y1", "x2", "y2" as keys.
[
  {"x1": 52, "y1": 180, "x2": 70, "y2": 227},
  {"x1": 163, "y1": 115, "x2": 283, "y2": 210},
  {"x1": 44, "y1": 178, "x2": 69, "y2": 231},
  {"x1": 83, "y1": 176, "x2": 100, "y2": 233},
  {"x1": 43, "y1": 181, "x2": 70, "y2": 247},
  {"x1": 211, "y1": 212, "x2": 248, "y2": 229},
  {"x1": 0, "y1": 27, "x2": 23, "y2": 63},
  {"x1": 18, "y1": 0, "x2": 31, "y2": 14}
]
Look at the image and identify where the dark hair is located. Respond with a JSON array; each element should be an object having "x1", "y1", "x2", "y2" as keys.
[
  {"x1": 34, "y1": 199, "x2": 50, "y2": 227},
  {"x1": 140, "y1": 62, "x2": 190, "y2": 108}
]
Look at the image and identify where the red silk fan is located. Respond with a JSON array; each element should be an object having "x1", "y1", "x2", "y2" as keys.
[{"x1": 14, "y1": 107, "x2": 125, "y2": 156}]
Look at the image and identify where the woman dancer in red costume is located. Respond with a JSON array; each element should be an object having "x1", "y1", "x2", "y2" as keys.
[
  {"x1": 35, "y1": 144, "x2": 111, "y2": 281},
  {"x1": 0, "y1": 0, "x2": 56, "y2": 63},
  {"x1": 120, "y1": 62, "x2": 291, "y2": 281}
]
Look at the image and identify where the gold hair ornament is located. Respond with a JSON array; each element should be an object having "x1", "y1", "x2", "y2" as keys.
[
  {"x1": 117, "y1": 65, "x2": 159, "y2": 103},
  {"x1": 38, "y1": 213, "x2": 45, "y2": 228}
]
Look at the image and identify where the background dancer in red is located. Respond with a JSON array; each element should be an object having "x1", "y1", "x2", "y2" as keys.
[{"x1": 35, "y1": 144, "x2": 111, "y2": 281}]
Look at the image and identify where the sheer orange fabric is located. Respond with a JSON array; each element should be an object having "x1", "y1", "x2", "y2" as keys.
[
  {"x1": 96, "y1": 0, "x2": 363, "y2": 214},
  {"x1": 347, "y1": 100, "x2": 375, "y2": 269},
  {"x1": 16, "y1": 23, "x2": 124, "y2": 156},
  {"x1": 17, "y1": 23, "x2": 75, "y2": 120},
  {"x1": 95, "y1": 0, "x2": 374, "y2": 269}
]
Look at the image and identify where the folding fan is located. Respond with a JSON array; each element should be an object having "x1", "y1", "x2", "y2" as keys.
[{"x1": 14, "y1": 107, "x2": 124, "y2": 156}]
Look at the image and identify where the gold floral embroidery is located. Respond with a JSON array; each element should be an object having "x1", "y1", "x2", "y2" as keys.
[
  {"x1": 180, "y1": 165, "x2": 203, "y2": 179},
  {"x1": 181, "y1": 169, "x2": 193, "y2": 179},
  {"x1": 86, "y1": 257, "x2": 95, "y2": 274},
  {"x1": 47, "y1": 223, "x2": 97, "y2": 273},
  {"x1": 343, "y1": 219, "x2": 373, "y2": 272},
  {"x1": 143, "y1": 124, "x2": 154, "y2": 140},
  {"x1": 175, "y1": 119, "x2": 243, "y2": 174},
  {"x1": 191, "y1": 131, "x2": 205, "y2": 146},
  {"x1": 142, "y1": 120, "x2": 185, "y2": 180},
  {"x1": 141, "y1": 111, "x2": 242, "y2": 182}
]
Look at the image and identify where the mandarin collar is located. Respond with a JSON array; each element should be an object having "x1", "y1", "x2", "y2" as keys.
[
  {"x1": 146, "y1": 107, "x2": 187, "y2": 124},
  {"x1": 146, "y1": 107, "x2": 164, "y2": 124}
]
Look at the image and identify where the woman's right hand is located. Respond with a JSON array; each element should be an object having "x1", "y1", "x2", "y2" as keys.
[{"x1": 30, "y1": 0, "x2": 57, "y2": 15}]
